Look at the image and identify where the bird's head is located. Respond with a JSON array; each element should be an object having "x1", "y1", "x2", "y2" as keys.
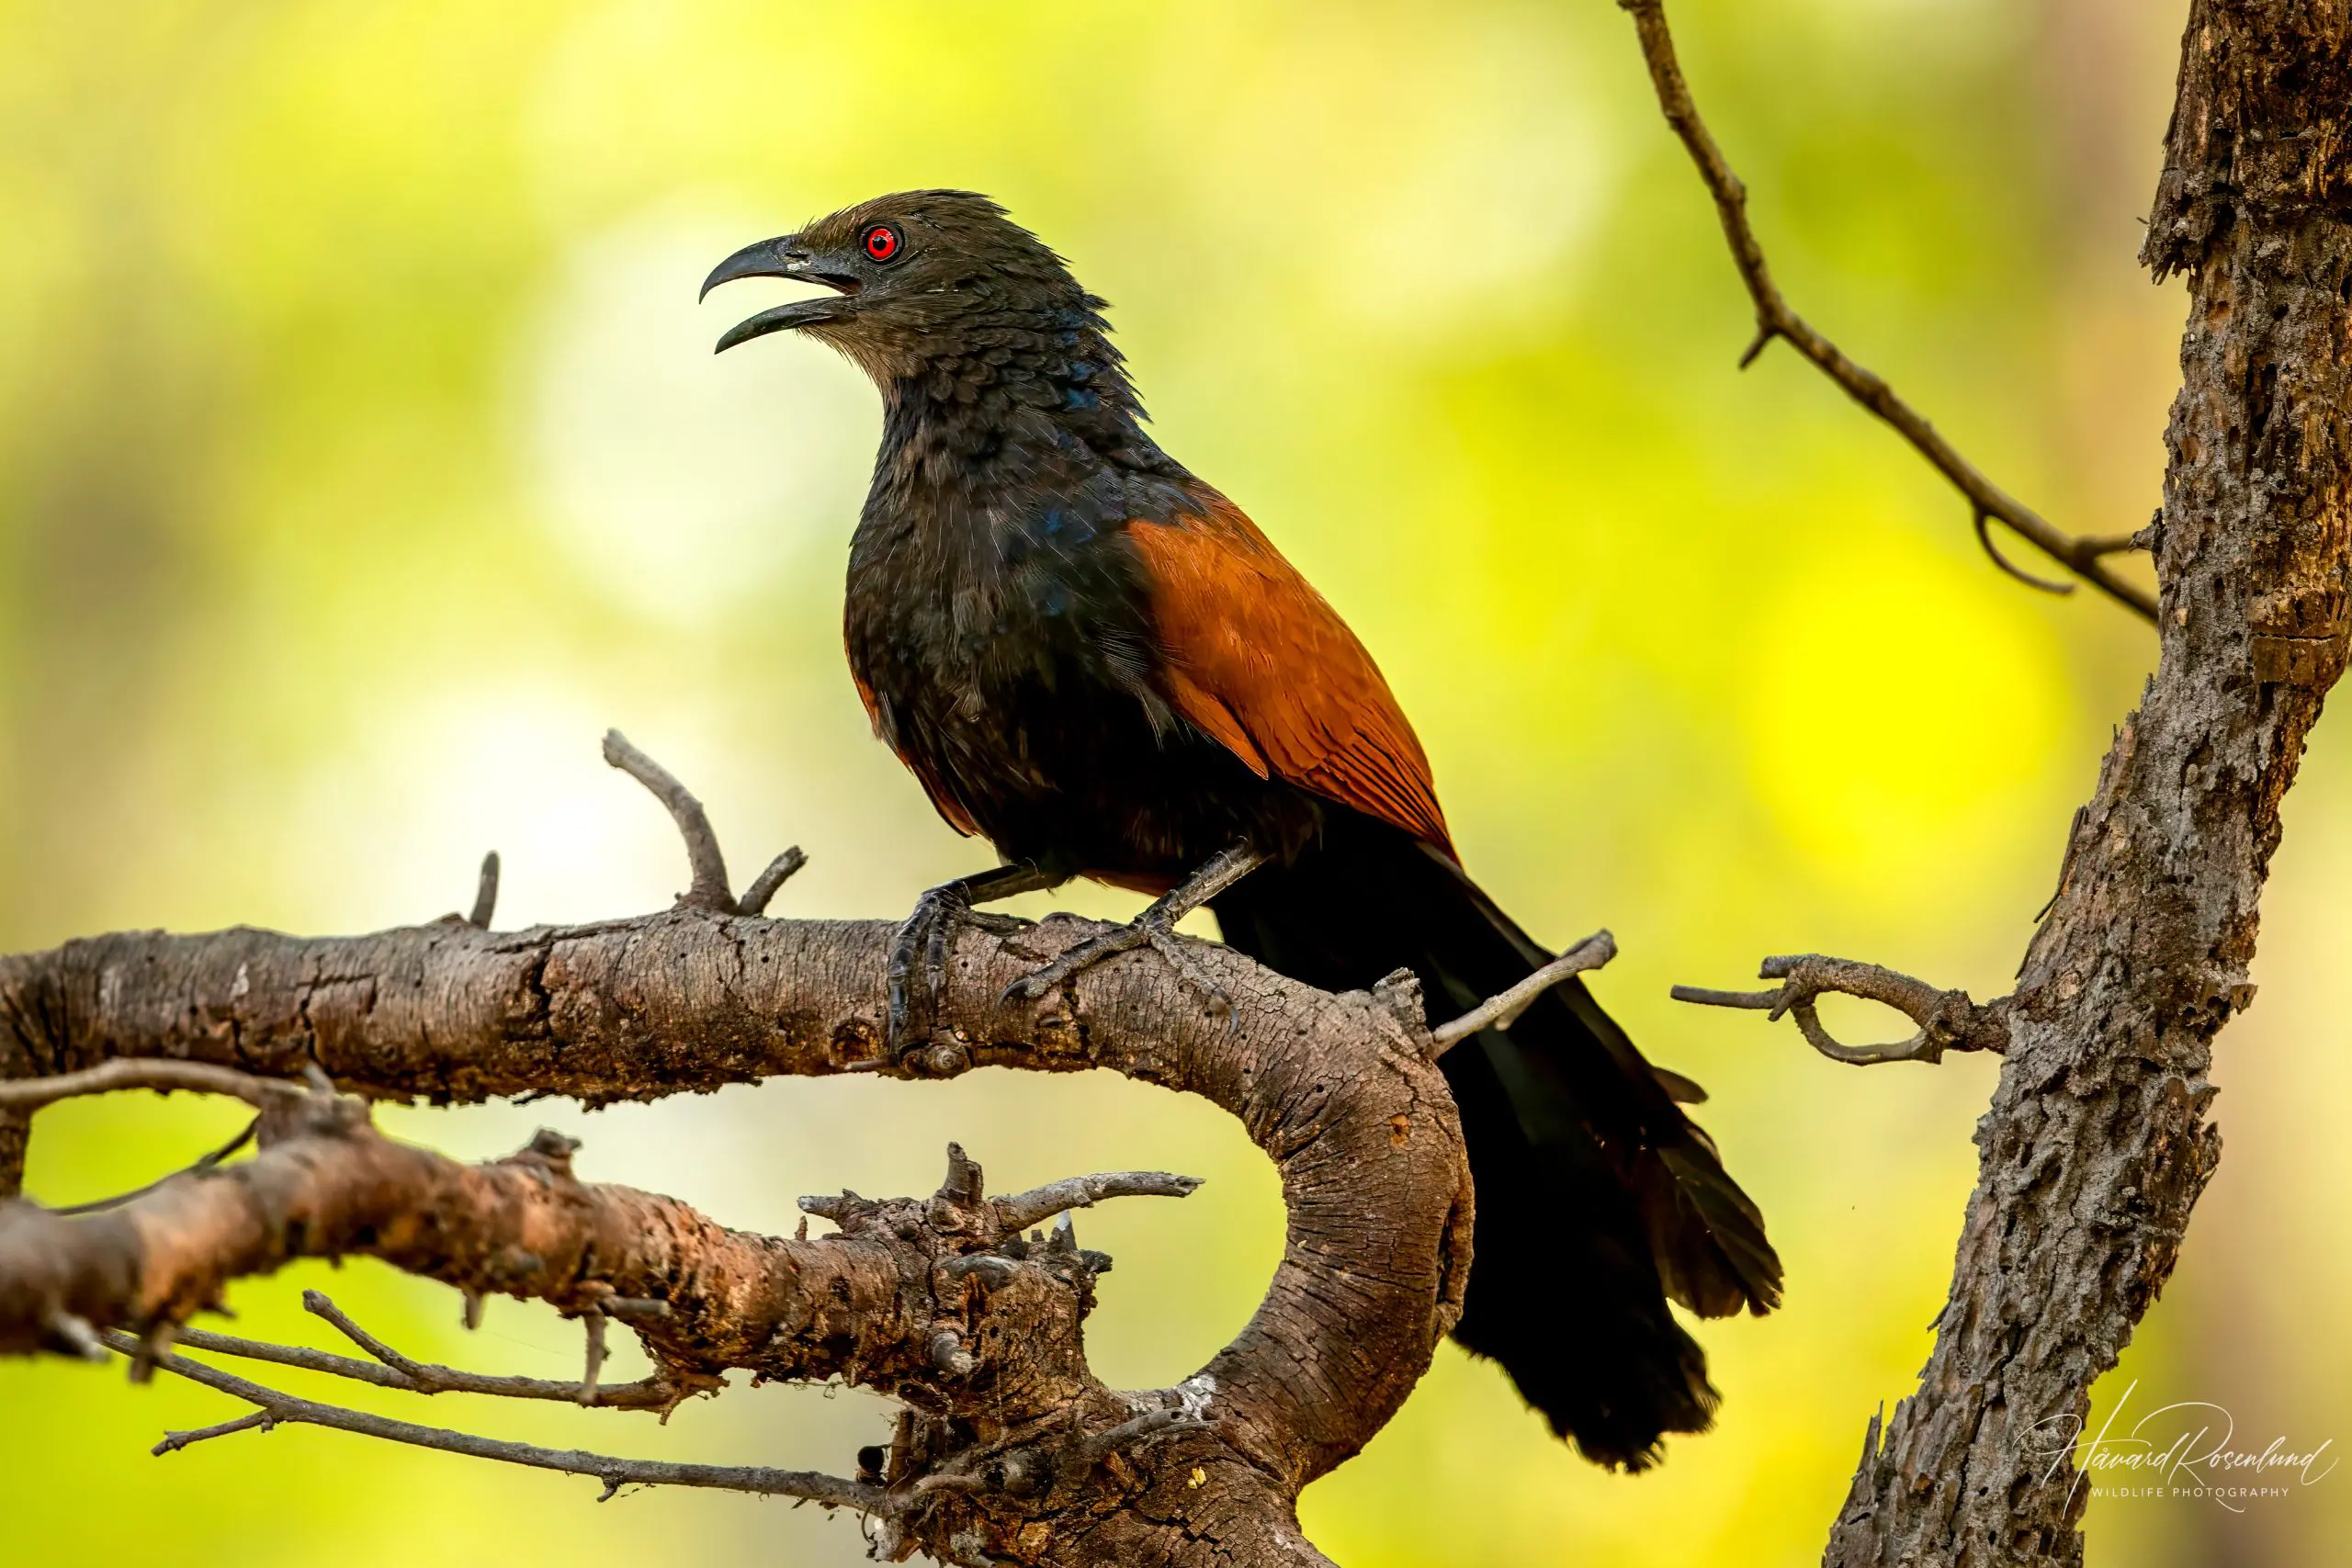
[{"x1": 702, "y1": 189, "x2": 1103, "y2": 387}]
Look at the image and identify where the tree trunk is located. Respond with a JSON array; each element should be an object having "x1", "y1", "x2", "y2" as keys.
[{"x1": 1825, "y1": 5, "x2": 2352, "y2": 1563}]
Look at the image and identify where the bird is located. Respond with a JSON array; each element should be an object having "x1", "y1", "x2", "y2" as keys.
[{"x1": 703, "y1": 190, "x2": 1780, "y2": 1470}]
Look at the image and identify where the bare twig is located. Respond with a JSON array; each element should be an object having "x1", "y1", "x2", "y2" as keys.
[
  {"x1": 1673, "y1": 953, "x2": 2009, "y2": 1065},
  {"x1": 580, "y1": 1306, "x2": 607, "y2": 1405},
  {"x1": 992, "y1": 1171, "x2": 1204, "y2": 1234},
  {"x1": 468, "y1": 852, "x2": 501, "y2": 930},
  {"x1": 736, "y1": 848, "x2": 808, "y2": 916},
  {"x1": 1615, "y1": 0, "x2": 2158, "y2": 623},
  {"x1": 303, "y1": 1288, "x2": 431, "y2": 1377},
  {"x1": 113, "y1": 1334, "x2": 886, "y2": 1510},
  {"x1": 165, "y1": 1315, "x2": 676, "y2": 1408},
  {"x1": 1431, "y1": 930, "x2": 1617, "y2": 1053},
  {"x1": 153, "y1": 1410, "x2": 272, "y2": 1454},
  {"x1": 602, "y1": 729, "x2": 736, "y2": 913},
  {"x1": 0, "y1": 1061, "x2": 300, "y2": 1115},
  {"x1": 49, "y1": 1117, "x2": 256, "y2": 1216}
]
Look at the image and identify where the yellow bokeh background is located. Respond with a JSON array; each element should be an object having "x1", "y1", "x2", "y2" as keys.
[{"x1": 3, "y1": 2, "x2": 2340, "y2": 1563}]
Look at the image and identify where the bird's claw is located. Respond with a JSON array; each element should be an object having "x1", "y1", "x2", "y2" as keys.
[
  {"x1": 888, "y1": 887, "x2": 968, "y2": 1060},
  {"x1": 1002, "y1": 914, "x2": 1232, "y2": 1021}
]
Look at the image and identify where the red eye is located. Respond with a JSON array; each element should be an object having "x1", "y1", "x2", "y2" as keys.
[{"x1": 862, "y1": 224, "x2": 901, "y2": 263}]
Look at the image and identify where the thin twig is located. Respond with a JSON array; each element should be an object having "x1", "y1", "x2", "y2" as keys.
[
  {"x1": 1672, "y1": 953, "x2": 2009, "y2": 1065},
  {"x1": 580, "y1": 1307, "x2": 607, "y2": 1405},
  {"x1": 167, "y1": 1318, "x2": 676, "y2": 1408},
  {"x1": 1616, "y1": 0, "x2": 2158, "y2": 623},
  {"x1": 153, "y1": 1410, "x2": 272, "y2": 1454},
  {"x1": 303, "y1": 1288, "x2": 430, "y2": 1378},
  {"x1": 49, "y1": 1117, "x2": 256, "y2": 1216},
  {"x1": 1431, "y1": 931, "x2": 1617, "y2": 1054},
  {"x1": 468, "y1": 852, "x2": 501, "y2": 930},
  {"x1": 992, "y1": 1171, "x2": 1204, "y2": 1234},
  {"x1": 736, "y1": 848, "x2": 808, "y2": 917},
  {"x1": 602, "y1": 730, "x2": 736, "y2": 913},
  {"x1": 0, "y1": 1061, "x2": 300, "y2": 1115},
  {"x1": 114, "y1": 1333, "x2": 886, "y2": 1510}
]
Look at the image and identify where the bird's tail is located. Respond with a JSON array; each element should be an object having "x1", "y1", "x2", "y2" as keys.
[{"x1": 1211, "y1": 816, "x2": 1781, "y2": 1470}]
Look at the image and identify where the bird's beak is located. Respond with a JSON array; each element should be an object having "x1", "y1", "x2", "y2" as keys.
[{"x1": 701, "y1": 234, "x2": 856, "y2": 352}]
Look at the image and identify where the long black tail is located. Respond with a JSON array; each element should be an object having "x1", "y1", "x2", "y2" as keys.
[{"x1": 1211, "y1": 813, "x2": 1781, "y2": 1471}]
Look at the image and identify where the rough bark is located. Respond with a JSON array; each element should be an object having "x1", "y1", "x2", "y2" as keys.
[
  {"x1": 4, "y1": 7, "x2": 2343, "y2": 1564},
  {"x1": 0, "y1": 908, "x2": 1471, "y2": 1566},
  {"x1": 1824, "y1": 5, "x2": 2352, "y2": 1563}
]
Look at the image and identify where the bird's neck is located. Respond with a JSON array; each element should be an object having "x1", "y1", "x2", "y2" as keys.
[{"x1": 866, "y1": 305, "x2": 1181, "y2": 485}]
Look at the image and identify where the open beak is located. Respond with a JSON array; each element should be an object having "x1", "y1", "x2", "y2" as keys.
[{"x1": 701, "y1": 235, "x2": 856, "y2": 352}]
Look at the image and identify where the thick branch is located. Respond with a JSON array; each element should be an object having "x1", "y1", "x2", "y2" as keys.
[
  {"x1": 1617, "y1": 0, "x2": 2159, "y2": 621},
  {"x1": 0, "y1": 898, "x2": 1466, "y2": 1565},
  {"x1": 0, "y1": 1084, "x2": 943, "y2": 1397}
]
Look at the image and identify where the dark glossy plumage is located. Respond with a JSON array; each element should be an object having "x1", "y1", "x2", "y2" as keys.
[{"x1": 708, "y1": 190, "x2": 1781, "y2": 1468}]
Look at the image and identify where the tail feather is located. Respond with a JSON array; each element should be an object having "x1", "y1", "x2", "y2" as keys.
[{"x1": 1211, "y1": 815, "x2": 1780, "y2": 1469}]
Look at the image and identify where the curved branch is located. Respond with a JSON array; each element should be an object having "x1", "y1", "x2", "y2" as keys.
[
  {"x1": 1673, "y1": 953, "x2": 2010, "y2": 1066},
  {"x1": 0, "y1": 1060, "x2": 305, "y2": 1114},
  {"x1": 1616, "y1": 0, "x2": 2159, "y2": 623},
  {"x1": 0, "y1": 880, "x2": 1467, "y2": 1563},
  {"x1": 601, "y1": 729, "x2": 737, "y2": 913}
]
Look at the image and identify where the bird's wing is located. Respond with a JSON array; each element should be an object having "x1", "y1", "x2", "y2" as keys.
[
  {"x1": 848, "y1": 667, "x2": 982, "y2": 838},
  {"x1": 1125, "y1": 497, "x2": 1453, "y2": 855}
]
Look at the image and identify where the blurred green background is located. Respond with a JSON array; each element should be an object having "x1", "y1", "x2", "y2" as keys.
[{"x1": 3, "y1": 0, "x2": 2339, "y2": 1563}]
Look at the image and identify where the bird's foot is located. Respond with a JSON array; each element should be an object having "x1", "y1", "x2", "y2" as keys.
[
  {"x1": 999, "y1": 843, "x2": 1269, "y2": 1024},
  {"x1": 1002, "y1": 909, "x2": 1233, "y2": 1021},
  {"x1": 886, "y1": 866, "x2": 1058, "y2": 1068}
]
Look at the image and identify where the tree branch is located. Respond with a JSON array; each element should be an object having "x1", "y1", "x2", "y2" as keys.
[
  {"x1": 599, "y1": 730, "x2": 805, "y2": 919},
  {"x1": 466, "y1": 852, "x2": 501, "y2": 930},
  {"x1": 117, "y1": 1333, "x2": 887, "y2": 1510},
  {"x1": 1673, "y1": 953, "x2": 2009, "y2": 1066},
  {"x1": 0, "y1": 789, "x2": 1473, "y2": 1566},
  {"x1": 0, "y1": 1059, "x2": 306, "y2": 1114},
  {"x1": 1430, "y1": 930, "x2": 1614, "y2": 1052},
  {"x1": 158, "y1": 1305, "x2": 676, "y2": 1409},
  {"x1": 992, "y1": 1170, "x2": 1205, "y2": 1235},
  {"x1": 1615, "y1": 0, "x2": 2160, "y2": 622}
]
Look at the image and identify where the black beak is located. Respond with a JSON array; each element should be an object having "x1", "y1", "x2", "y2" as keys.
[{"x1": 701, "y1": 235, "x2": 854, "y2": 352}]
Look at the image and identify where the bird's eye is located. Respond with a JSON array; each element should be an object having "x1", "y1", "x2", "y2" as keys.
[{"x1": 861, "y1": 224, "x2": 902, "y2": 263}]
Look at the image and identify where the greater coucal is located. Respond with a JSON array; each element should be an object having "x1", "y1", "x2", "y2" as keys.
[{"x1": 704, "y1": 190, "x2": 1780, "y2": 1469}]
